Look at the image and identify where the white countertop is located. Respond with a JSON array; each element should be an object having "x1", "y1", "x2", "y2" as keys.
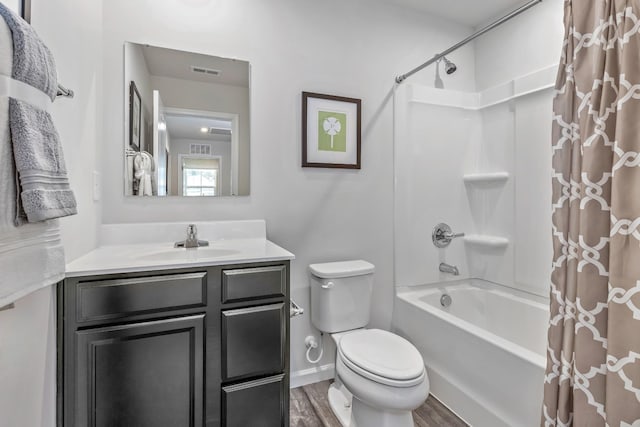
[{"x1": 66, "y1": 238, "x2": 295, "y2": 277}]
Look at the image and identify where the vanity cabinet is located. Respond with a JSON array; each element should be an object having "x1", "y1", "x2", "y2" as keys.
[{"x1": 58, "y1": 261, "x2": 290, "y2": 427}]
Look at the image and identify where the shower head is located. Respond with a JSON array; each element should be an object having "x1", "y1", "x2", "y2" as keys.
[{"x1": 442, "y1": 56, "x2": 457, "y2": 75}]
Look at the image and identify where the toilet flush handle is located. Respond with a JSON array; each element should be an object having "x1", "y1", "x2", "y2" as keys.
[{"x1": 321, "y1": 281, "x2": 335, "y2": 289}]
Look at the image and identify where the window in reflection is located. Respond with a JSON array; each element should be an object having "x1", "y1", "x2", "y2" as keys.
[{"x1": 182, "y1": 158, "x2": 219, "y2": 196}]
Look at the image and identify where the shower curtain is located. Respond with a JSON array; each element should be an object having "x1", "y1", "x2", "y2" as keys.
[{"x1": 543, "y1": 1, "x2": 640, "y2": 425}]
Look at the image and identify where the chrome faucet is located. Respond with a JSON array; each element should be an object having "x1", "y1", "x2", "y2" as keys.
[
  {"x1": 439, "y1": 262, "x2": 459, "y2": 276},
  {"x1": 432, "y1": 223, "x2": 465, "y2": 248},
  {"x1": 174, "y1": 224, "x2": 209, "y2": 248}
]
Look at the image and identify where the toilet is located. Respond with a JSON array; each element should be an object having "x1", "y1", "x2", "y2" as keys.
[{"x1": 309, "y1": 260, "x2": 429, "y2": 427}]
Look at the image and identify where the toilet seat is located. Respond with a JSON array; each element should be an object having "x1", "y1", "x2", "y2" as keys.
[{"x1": 337, "y1": 329, "x2": 425, "y2": 388}]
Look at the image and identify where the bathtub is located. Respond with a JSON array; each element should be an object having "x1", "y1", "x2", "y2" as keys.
[{"x1": 392, "y1": 279, "x2": 549, "y2": 427}]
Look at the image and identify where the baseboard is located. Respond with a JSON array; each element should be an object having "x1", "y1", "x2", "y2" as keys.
[{"x1": 290, "y1": 363, "x2": 335, "y2": 389}]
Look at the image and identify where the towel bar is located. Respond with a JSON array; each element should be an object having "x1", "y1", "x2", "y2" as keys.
[{"x1": 56, "y1": 83, "x2": 73, "y2": 99}]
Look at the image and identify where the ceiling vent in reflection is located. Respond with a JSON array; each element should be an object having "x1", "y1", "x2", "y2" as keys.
[
  {"x1": 205, "y1": 127, "x2": 232, "y2": 136},
  {"x1": 190, "y1": 65, "x2": 221, "y2": 76},
  {"x1": 189, "y1": 143, "x2": 212, "y2": 155}
]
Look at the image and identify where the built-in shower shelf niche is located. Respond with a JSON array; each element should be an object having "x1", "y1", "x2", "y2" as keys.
[
  {"x1": 463, "y1": 172, "x2": 509, "y2": 184},
  {"x1": 463, "y1": 234, "x2": 509, "y2": 249}
]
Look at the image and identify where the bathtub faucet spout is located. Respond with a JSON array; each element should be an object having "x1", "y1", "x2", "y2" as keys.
[{"x1": 439, "y1": 262, "x2": 459, "y2": 276}]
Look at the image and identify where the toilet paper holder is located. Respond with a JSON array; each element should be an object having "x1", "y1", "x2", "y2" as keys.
[{"x1": 290, "y1": 299, "x2": 304, "y2": 318}]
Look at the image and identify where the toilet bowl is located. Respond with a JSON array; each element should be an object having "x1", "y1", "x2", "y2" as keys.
[
  {"x1": 328, "y1": 329, "x2": 429, "y2": 427},
  {"x1": 309, "y1": 260, "x2": 430, "y2": 427}
]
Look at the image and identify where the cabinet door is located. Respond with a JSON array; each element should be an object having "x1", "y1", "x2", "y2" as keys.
[
  {"x1": 75, "y1": 315, "x2": 204, "y2": 427},
  {"x1": 222, "y1": 374, "x2": 286, "y2": 427},
  {"x1": 221, "y1": 303, "x2": 285, "y2": 381}
]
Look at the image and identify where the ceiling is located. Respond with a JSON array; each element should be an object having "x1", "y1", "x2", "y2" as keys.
[
  {"x1": 141, "y1": 44, "x2": 250, "y2": 88},
  {"x1": 388, "y1": 0, "x2": 529, "y2": 27},
  {"x1": 165, "y1": 114, "x2": 232, "y2": 142}
]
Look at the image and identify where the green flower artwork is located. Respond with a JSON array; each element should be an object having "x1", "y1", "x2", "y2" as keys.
[{"x1": 318, "y1": 111, "x2": 347, "y2": 152}]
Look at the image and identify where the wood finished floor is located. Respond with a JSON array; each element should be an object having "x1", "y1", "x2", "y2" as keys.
[{"x1": 290, "y1": 380, "x2": 468, "y2": 427}]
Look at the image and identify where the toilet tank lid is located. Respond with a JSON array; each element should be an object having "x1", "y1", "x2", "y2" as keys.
[{"x1": 309, "y1": 260, "x2": 375, "y2": 278}]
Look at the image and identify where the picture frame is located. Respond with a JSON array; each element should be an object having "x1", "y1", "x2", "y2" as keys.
[
  {"x1": 302, "y1": 91, "x2": 361, "y2": 169},
  {"x1": 129, "y1": 81, "x2": 141, "y2": 151}
]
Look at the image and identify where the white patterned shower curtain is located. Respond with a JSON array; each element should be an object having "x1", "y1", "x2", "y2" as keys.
[{"x1": 542, "y1": 1, "x2": 640, "y2": 425}]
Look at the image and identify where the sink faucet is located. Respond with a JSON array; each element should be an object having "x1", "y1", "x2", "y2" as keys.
[
  {"x1": 439, "y1": 262, "x2": 459, "y2": 276},
  {"x1": 175, "y1": 224, "x2": 209, "y2": 248}
]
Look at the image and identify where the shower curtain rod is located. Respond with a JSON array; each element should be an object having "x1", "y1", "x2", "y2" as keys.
[{"x1": 395, "y1": 0, "x2": 543, "y2": 84}]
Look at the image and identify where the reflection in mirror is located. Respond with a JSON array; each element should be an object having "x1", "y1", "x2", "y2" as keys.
[{"x1": 123, "y1": 42, "x2": 250, "y2": 197}]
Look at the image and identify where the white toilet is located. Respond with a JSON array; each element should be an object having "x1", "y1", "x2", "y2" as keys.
[{"x1": 309, "y1": 260, "x2": 429, "y2": 427}]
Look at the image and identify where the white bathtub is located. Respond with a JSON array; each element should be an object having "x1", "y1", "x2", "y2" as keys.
[{"x1": 392, "y1": 279, "x2": 549, "y2": 427}]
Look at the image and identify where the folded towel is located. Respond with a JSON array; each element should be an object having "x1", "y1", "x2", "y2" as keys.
[
  {"x1": 0, "y1": 14, "x2": 65, "y2": 307},
  {"x1": 0, "y1": 3, "x2": 77, "y2": 224}
]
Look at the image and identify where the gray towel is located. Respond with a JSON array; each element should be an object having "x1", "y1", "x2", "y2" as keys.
[{"x1": 0, "y1": 3, "x2": 77, "y2": 224}]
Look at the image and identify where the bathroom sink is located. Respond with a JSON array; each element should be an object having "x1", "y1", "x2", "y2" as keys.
[
  {"x1": 136, "y1": 247, "x2": 240, "y2": 262},
  {"x1": 65, "y1": 221, "x2": 295, "y2": 277}
]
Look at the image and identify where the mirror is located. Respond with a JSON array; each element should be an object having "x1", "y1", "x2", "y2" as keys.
[{"x1": 123, "y1": 42, "x2": 250, "y2": 197}]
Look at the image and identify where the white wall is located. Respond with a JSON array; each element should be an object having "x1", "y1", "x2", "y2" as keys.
[
  {"x1": 0, "y1": 1, "x2": 103, "y2": 426},
  {"x1": 101, "y1": 0, "x2": 476, "y2": 374},
  {"x1": 474, "y1": 0, "x2": 565, "y2": 91}
]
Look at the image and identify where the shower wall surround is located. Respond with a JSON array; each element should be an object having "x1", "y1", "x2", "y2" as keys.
[{"x1": 394, "y1": 65, "x2": 556, "y2": 297}]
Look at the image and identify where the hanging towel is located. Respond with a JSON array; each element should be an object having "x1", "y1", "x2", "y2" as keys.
[
  {"x1": 0, "y1": 13, "x2": 64, "y2": 307},
  {"x1": 0, "y1": 3, "x2": 77, "y2": 224},
  {"x1": 134, "y1": 151, "x2": 156, "y2": 196}
]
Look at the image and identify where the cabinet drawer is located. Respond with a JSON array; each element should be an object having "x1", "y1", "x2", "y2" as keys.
[
  {"x1": 222, "y1": 265, "x2": 286, "y2": 303},
  {"x1": 222, "y1": 303, "x2": 285, "y2": 380},
  {"x1": 76, "y1": 272, "x2": 207, "y2": 323},
  {"x1": 222, "y1": 374, "x2": 285, "y2": 427}
]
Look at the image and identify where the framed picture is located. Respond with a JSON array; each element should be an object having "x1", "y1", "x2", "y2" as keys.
[
  {"x1": 129, "y1": 81, "x2": 141, "y2": 151},
  {"x1": 302, "y1": 92, "x2": 361, "y2": 169}
]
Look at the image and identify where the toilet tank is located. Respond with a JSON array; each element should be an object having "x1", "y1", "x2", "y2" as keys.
[{"x1": 309, "y1": 260, "x2": 375, "y2": 333}]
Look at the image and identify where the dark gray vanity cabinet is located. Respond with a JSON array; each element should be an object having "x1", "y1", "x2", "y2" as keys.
[{"x1": 58, "y1": 261, "x2": 290, "y2": 427}]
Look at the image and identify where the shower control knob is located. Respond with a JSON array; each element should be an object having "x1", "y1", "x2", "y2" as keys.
[{"x1": 432, "y1": 223, "x2": 464, "y2": 248}]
